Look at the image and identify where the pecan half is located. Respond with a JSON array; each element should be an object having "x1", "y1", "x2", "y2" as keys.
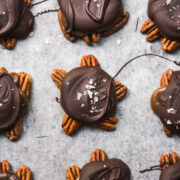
[
  {"x1": 0, "y1": 67, "x2": 8, "y2": 73},
  {"x1": 80, "y1": 55, "x2": 100, "y2": 67},
  {"x1": 6, "y1": 117, "x2": 23, "y2": 141},
  {"x1": 92, "y1": 33, "x2": 101, "y2": 43},
  {"x1": 83, "y1": 35, "x2": 91, "y2": 45},
  {"x1": 90, "y1": 149, "x2": 108, "y2": 162},
  {"x1": 161, "y1": 38, "x2": 180, "y2": 52},
  {"x1": 0, "y1": 37, "x2": 16, "y2": 49},
  {"x1": 62, "y1": 114, "x2": 81, "y2": 135},
  {"x1": 0, "y1": 161, "x2": 11, "y2": 173},
  {"x1": 160, "y1": 69, "x2": 173, "y2": 88},
  {"x1": 160, "y1": 152, "x2": 180, "y2": 170},
  {"x1": 115, "y1": 81, "x2": 128, "y2": 101},
  {"x1": 16, "y1": 166, "x2": 32, "y2": 180},
  {"x1": 18, "y1": 72, "x2": 32, "y2": 99},
  {"x1": 58, "y1": 10, "x2": 76, "y2": 42},
  {"x1": 66, "y1": 165, "x2": 80, "y2": 180},
  {"x1": 51, "y1": 69, "x2": 67, "y2": 90},
  {"x1": 94, "y1": 117, "x2": 118, "y2": 131},
  {"x1": 101, "y1": 12, "x2": 129, "y2": 37},
  {"x1": 140, "y1": 19, "x2": 161, "y2": 42}
]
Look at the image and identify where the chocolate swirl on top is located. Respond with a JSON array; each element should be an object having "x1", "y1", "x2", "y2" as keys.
[
  {"x1": 61, "y1": 66, "x2": 117, "y2": 123},
  {"x1": 0, "y1": 73, "x2": 21, "y2": 130},
  {"x1": 79, "y1": 158, "x2": 131, "y2": 180},
  {"x1": 58, "y1": 0, "x2": 124, "y2": 36},
  {"x1": 0, "y1": 0, "x2": 34, "y2": 39},
  {"x1": 148, "y1": 0, "x2": 180, "y2": 41},
  {"x1": 151, "y1": 71, "x2": 180, "y2": 135},
  {"x1": 159, "y1": 163, "x2": 180, "y2": 180}
]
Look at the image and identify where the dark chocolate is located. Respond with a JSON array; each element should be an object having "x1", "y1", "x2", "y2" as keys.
[
  {"x1": 61, "y1": 66, "x2": 117, "y2": 123},
  {"x1": 79, "y1": 158, "x2": 131, "y2": 180},
  {"x1": 0, "y1": 73, "x2": 21, "y2": 130},
  {"x1": 0, "y1": 171, "x2": 19, "y2": 180},
  {"x1": 58, "y1": 0, "x2": 124, "y2": 36},
  {"x1": 148, "y1": 0, "x2": 180, "y2": 41},
  {"x1": 151, "y1": 71, "x2": 180, "y2": 135},
  {"x1": 159, "y1": 163, "x2": 180, "y2": 180},
  {"x1": 0, "y1": 0, "x2": 34, "y2": 39}
]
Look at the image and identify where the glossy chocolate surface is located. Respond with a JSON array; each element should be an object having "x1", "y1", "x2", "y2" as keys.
[
  {"x1": 151, "y1": 71, "x2": 180, "y2": 135},
  {"x1": 79, "y1": 158, "x2": 131, "y2": 180},
  {"x1": 0, "y1": 0, "x2": 34, "y2": 39},
  {"x1": 148, "y1": 0, "x2": 180, "y2": 41},
  {"x1": 58, "y1": 0, "x2": 124, "y2": 36},
  {"x1": 61, "y1": 66, "x2": 117, "y2": 123},
  {"x1": 0, "y1": 73, "x2": 21, "y2": 130},
  {"x1": 159, "y1": 163, "x2": 180, "y2": 180}
]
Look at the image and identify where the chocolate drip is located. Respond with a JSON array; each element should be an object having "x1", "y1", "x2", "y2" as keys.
[
  {"x1": 0, "y1": 73, "x2": 21, "y2": 130},
  {"x1": 160, "y1": 163, "x2": 180, "y2": 180},
  {"x1": 58, "y1": 0, "x2": 124, "y2": 36},
  {"x1": 151, "y1": 71, "x2": 180, "y2": 135},
  {"x1": 148, "y1": 0, "x2": 180, "y2": 41},
  {"x1": 79, "y1": 158, "x2": 131, "y2": 180},
  {"x1": 61, "y1": 66, "x2": 117, "y2": 123}
]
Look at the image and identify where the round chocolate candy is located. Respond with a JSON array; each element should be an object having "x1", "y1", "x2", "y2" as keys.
[
  {"x1": 151, "y1": 71, "x2": 180, "y2": 135},
  {"x1": 148, "y1": 0, "x2": 180, "y2": 41},
  {"x1": 58, "y1": 0, "x2": 124, "y2": 36},
  {"x1": 79, "y1": 158, "x2": 131, "y2": 180},
  {"x1": 160, "y1": 163, "x2": 180, "y2": 180},
  {"x1": 0, "y1": 0, "x2": 34, "y2": 38},
  {"x1": 61, "y1": 66, "x2": 117, "y2": 123},
  {"x1": 0, "y1": 73, "x2": 21, "y2": 130}
]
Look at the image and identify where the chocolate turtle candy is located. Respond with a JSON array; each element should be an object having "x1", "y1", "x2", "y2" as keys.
[
  {"x1": 0, "y1": 73, "x2": 21, "y2": 130},
  {"x1": 151, "y1": 71, "x2": 180, "y2": 135},
  {"x1": 61, "y1": 66, "x2": 117, "y2": 123},
  {"x1": 148, "y1": 0, "x2": 180, "y2": 41},
  {"x1": 0, "y1": 0, "x2": 34, "y2": 39},
  {"x1": 80, "y1": 158, "x2": 131, "y2": 180}
]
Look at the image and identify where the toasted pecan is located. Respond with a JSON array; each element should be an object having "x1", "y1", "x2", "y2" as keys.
[
  {"x1": 161, "y1": 38, "x2": 180, "y2": 52},
  {"x1": 6, "y1": 118, "x2": 23, "y2": 141},
  {"x1": 90, "y1": 149, "x2": 108, "y2": 162},
  {"x1": 24, "y1": 0, "x2": 31, "y2": 6},
  {"x1": 0, "y1": 37, "x2": 16, "y2": 50},
  {"x1": 92, "y1": 33, "x2": 101, "y2": 43},
  {"x1": 51, "y1": 69, "x2": 67, "y2": 90},
  {"x1": 0, "y1": 67, "x2": 8, "y2": 74},
  {"x1": 160, "y1": 69, "x2": 173, "y2": 88},
  {"x1": 16, "y1": 166, "x2": 33, "y2": 180},
  {"x1": 115, "y1": 81, "x2": 128, "y2": 101},
  {"x1": 80, "y1": 55, "x2": 100, "y2": 67},
  {"x1": 66, "y1": 165, "x2": 80, "y2": 180},
  {"x1": 0, "y1": 161, "x2": 11, "y2": 173},
  {"x1": 94, "y1": 117, "x2": 118, "y2": 131},
  {"x1": 160, "y1": 152, "x2": 180, "y2": 170},
  {"x1": 62, "y1": 114, "x2": 81, "y2": 135}
]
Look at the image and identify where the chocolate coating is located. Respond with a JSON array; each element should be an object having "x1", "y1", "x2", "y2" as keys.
[
  {"x1": 58, "y1": 0, "x2": 124, "y2": 36},
  {"x1": 0, "y1": 171, "x2": 19, "y2": 180},
  {"x1": 0, "y1": 73, "x2": 21, "y2": 130},
  {"x1": 148, "y1": 0, "x2": 180, "y2": 41},
  {"x1": 159, "y1": 163, "x2": 180, "y2": 180},
  {"x1": 61, "y1": 66, "x2": 117, "y2": 123},
  {"x1": 151, "y1": 71, "x2": 180, "y2": 135},
  {"x1": 79, "y1": 158, "x2": 131, "y2": 180},
  {"x1": 0, "y1": 0, "x2": 34, "y2": 39}
]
